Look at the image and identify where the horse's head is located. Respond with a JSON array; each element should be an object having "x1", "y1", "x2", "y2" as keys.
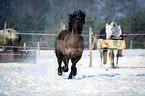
[
  {"x1": 105, "y1": 21, "x2": 122, "y2": 39},
  {"x1": 5, "y1": 28, "x2": 18, "y2": 34},
  {"x1": 4, "y1": 28, "x2": 18, "y2": 39},
  {"x1": 105, "y1": 22, "x2": 114, "y2": 39},
  {"x1": 68, "y1": 10, "x2": 86, "y2": 34}
]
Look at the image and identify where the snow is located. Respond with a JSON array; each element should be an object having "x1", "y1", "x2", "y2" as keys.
[{"x1": 0, "y1": 49, "x2": 145, "y2": 96}]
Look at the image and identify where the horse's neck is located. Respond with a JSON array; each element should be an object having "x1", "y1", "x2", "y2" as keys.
[
  {"x1": 65, "y1": 30, "x2": 80, "y2": 46},
  {"x1": 70, "y1": 30, "x2": 79, "y2": 40},
  {"x1": 113, "y1": 25, "x2": 122, "y2": 38},
  {"x1": 0, "y1": 30, "x2": 3, "y2": 35},
  {"x1": 71, "y1": 27, "x2": 81, "y2": 36}
]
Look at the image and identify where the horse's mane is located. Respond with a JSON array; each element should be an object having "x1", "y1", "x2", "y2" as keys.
[
  {"x1": 5, "y1": 28, "x2": 18, "y2": 34},
  {"x1": 68, "y1": 10, "x2": 86, "y2": 31}
]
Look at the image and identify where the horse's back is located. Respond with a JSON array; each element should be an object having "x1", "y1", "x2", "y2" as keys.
[
  {"x1": 99, "y1": 27, "x2": 106, "y2": 39},
  {"x1": 0, "y1": 28, "x2": 18, "y2": 40},
  {"x1": 57, "y1": 30, "x2": 71, "y2": 40}
]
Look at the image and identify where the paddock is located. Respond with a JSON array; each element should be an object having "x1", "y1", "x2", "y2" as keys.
[
  {"x1": 0, "y1": 25, "x2": 145, "y2": 95},
  {"x1": 0, "y1": 49, "x2": 145, "y2": 96}
]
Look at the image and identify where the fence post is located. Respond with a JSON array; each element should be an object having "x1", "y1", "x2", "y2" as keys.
[
  {"x1": 4, "y1": 22, "x2": 7, "y2": 29},
  {"x1": 24, "y1": 43, "x2": 26, "y2": 51},
  {"x1": 60, "y1": 22, "x2": 65, "y2": 31},
  {"x1": 3, "y1": 22, "x2": 7, "y2": 50},
  {"x1": 37, "y1": 42, "x2": 40, "y2": 55},
  {"x1": 2, "y1": 46, "x2": 5, "y2": 51},
  {"x1": 4, "y1": 22, "x2": 9, "y2": 29},
  {"x1": 130, "y1": 40, "x2": 132, "y2": 49},
  {"x1": 144, "y1": 39, "x2": 145, "y2": 48},
  {"x1": 89, "y1": 27, "x2": 92, "y2": 67},
  {"x1": 92, "y1": 34, "x2": 97, "y2": 49}
]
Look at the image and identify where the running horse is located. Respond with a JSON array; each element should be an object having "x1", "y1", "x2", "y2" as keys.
[
  {"x1": 0, "y1": 28, "x2": 21, "y2": 52},
  {"x1": 55, "y1": 10, "x2": 86, "y2": 79},
  {"x1": 98, "y1": 21, "x2": 125, "y2": 68}
]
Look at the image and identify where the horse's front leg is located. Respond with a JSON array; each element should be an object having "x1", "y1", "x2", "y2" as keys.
[
  {"x1": 116, "y1": 50, "x2": 119, "y2": 69},
  {"x1": 68, "y1": 56, "x2": 81, "y2": 79},
  {"x1": 62, "y1": 56, "x2": 69, "y2": 72},
  {"x1": 12, "y1": 39, "x2": 17, "y2": 52},
  {"x1": 109, "y1": 50, "x2": 115, "y2": 68},
  {"x1": 100, "y1": 49, "x2": 103, "y2": 67},
  {"x1": 55, "y1": 50, "x2": 63, "y2": 76},
  {"x1": 103, "y1": 48, "x2": 108, "y2": 64}
]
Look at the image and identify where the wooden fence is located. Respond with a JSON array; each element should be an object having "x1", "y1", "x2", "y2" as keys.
[{"x1": 0, "y1": 22, "x2": 145, "y2": 64}]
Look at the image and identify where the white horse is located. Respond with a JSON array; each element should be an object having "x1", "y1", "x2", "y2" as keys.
[
  {"x1": 106, "y1": 21, "x2": 122, "y2": 39},
  {"x1": 99, "y1": 21, "x2": 124, "y2": 68},
  {"x1": 0, "y1": 28, "x2": 21, "y2": 51}
]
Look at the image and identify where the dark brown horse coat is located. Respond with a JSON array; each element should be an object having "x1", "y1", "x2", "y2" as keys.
[
  {"x1": 55, "y1": 10, "x2": 86, "y2": 79},
  {"x1": 55, "y1": 30, "x2": 84, "y2": 59}
]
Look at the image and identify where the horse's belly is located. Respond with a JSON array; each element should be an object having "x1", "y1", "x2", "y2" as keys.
[
  {"x1": 0, "y1": 38, "x2": 7, "y2": 45},
  {"x1": 65, "y1": 48, "x2": 83, "y2": 58},
  {"x1": 55, "y1": 39, "x2": 83, "y2": 58}
]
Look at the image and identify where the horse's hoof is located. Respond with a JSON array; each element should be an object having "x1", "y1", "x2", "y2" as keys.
[
  {"x1": 111, "y1": 66, "x2": 116, "y2": 68},
  {"x1": 58, "y1": 72, "x2": 62, "y2": 76},
  {"x1": 62, "y1": 66, "x2": 69, "y2": 72},
  {"x1": 58, "y1": 68, "x2": 62, "y2": 76},
  {"x1": 68, "y1": 75, "x2": 72, "y2": 79},
  {"x1": 72, "y1": 68, "x2": 77, "y2": 76}
]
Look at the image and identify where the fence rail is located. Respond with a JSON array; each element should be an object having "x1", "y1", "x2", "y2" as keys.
[
  {"x1": 0, "y1": 30, "x2": 145, "y2": 52},
  {"x1": 0, "y1": 33, "x2": 145, "y2": 50},
  {"x1": 16, "y1": 32, "x2": 145, "y2": 36}
]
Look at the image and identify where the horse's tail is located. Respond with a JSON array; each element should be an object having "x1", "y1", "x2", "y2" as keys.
[{"x1": 17, "y1": 35, "x2": 21, "y2": 51}]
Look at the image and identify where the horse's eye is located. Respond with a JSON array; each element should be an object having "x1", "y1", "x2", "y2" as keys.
[{"x1": 8, "y1": 30, "x2": 11, "y2": 32}]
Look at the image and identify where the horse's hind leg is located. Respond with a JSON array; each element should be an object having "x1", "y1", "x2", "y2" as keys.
[
  {"x1": 55, "y1": 50, "x2": 63, "y2": 76},
  {"x1": 103, "y1": 48, "x2": 108, "y2": 64},
  {"x1": 100, "y1": 49, "x2": 103, "y2": 67},
  {"x1": 68, "y1": 56, "x2": 81, "y2": 79},
  {"x1": 62, "y1": 56, "x2": 69, "y2": 72},
  {"x1": 109, "y1": 50, "x2": 115, "y2": 68},
  {"x1": 116, "y1": 50, "x2": 119, "y2": 69},
  {"x1": 12, "y1": 40, "x2": 17, "y2": 52},
  {"x1": 18, "y1": 35, "x2": 21, "y2": 51}
]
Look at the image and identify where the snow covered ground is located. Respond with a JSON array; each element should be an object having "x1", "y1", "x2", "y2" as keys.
[{"x1": 0, "y1": 49, "x2": 145, "y2": 96}]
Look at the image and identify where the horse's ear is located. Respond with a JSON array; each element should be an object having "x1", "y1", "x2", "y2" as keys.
[
  {"x1": 119, "y1": 24, "x2": 123, "y2": 31},
  {"x1": 7, "y1": 29, "x2": 11, "y2": 33},
  {"x1": 111, "y1": 22, "x2": 114, "y2": 26},
  {"x1": 106, "y1": 22, "x2": 108, "y2": 26},
  {"x1": 82, "y1": 11, "x2": 86, "y2": 24},
  {"x1": 83, "y1": 10, "x2": 86, "y2": 17}
]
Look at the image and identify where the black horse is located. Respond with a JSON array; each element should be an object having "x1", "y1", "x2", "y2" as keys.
[{"x1": 55, "y1": 10, "x2": 86, "y2": 79}]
